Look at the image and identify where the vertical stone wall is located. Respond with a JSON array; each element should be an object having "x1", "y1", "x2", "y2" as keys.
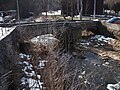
[
  {"x1": 17, "y1": 21, "x2": 97, "y2": 41},
  {"x1": 0, "y1": 29, "x2": 19, "y2": 90}
]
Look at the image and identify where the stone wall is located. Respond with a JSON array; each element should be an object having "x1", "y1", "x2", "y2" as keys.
[
  {"x1": 17, "y1": 21, "x2": 97, "y2": 53},
  {"x1": 0, "y1": 21, "x2": 97, "y2": 90},
  {"x1": 0, "y1": 28, "x2": 19, "y2": 90},
  {"x1": 17, "y1": 21, "x2": 97, "y2": 41}
]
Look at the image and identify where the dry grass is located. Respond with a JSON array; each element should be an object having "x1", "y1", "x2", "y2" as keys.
[{"x1": 16, "y1": 23, "x2": 120, "y2": 90}]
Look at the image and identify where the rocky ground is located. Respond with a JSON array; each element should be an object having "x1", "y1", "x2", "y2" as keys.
[
  {"x1": 16, "y1": 31, "x2": 120, "y2": 90},
  {"x1": 75, "y1": 31, "x2": 120, "y2": 90},
  {"x1": 42, "y1": 31, "x2": 120, "y2": 90}
]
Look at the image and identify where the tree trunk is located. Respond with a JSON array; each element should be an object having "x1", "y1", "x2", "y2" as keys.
[
  {"x1": 93, "y1": 0, "x2": 96, "y2": 18},
  {"x1": 80, "y1": 0, "x2": 83, "y2": 20},
  {"x1": 71, "y1": 2, "x2": 74, "y2": 20},
  {"x1": 77, "y1": 0, "x2": 80, "y2": 17}
]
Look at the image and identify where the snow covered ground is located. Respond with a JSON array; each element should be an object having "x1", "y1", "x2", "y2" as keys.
[
  {"x1": 18, "y1": 53, "x2": 45, "y2": 90},
  {"x1": 0, "y1": 26, "x2": 16, "y2": 40},
  {"x1": 0, "y1": 17, "x2": 3, "y2": 22},
  {"x1": 42, "y1": 10, "x2": 61, "y2": 16},
  {"x1": 79, "y1": 34, "x2": 120, "y2": 89},
  {"x1": 17, "y1": 34, "x2": 60, "y2": 89},
  {"x1": 107, "y1": 82, "x2": 120, "y2": 90},
  {"x1": 80, "y1": 35, "x2": 115, "y2": 47},
  {"x1": 35, "y1": 10, "x2": 61, "y2": 22},
  {"x1": 31, "y1": 34, "x2": 59, "y2": 51}
]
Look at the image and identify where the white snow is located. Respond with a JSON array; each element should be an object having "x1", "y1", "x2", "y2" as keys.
[
  {"x1": 28, "y1": 78, "x2": 43, "y2": 89},
  {"x1": 18, "y1": 52, "x2": 47, "y2": 89},
  {"x1": 78, "y1": 75, "x2": 83, "y2": 79},
  {"x1": 23, "y1": 61, "x2": 31, "y2": 66},
  {"x1": 81, "y1": 71, "x2": 86, "y2": 75},
  {"x1": 19, "y1": 53, "x2": 31, "y2": 60},
  {"x1": 37, "y1": 75, "x2": 41, "y2": 79},
  {"x1": 21, "y1": 77, "x2": 43, "y2": 89},
  {"x1": 93, "y1": 19, "x2": 99, "y2": 21},
  {"x1": 80, "y1": 35, "x2": 115, "y2": 47},
  {"x1": 0, "y1": 26, "x2": 16, "y2": 41},
  {"x1": 31, "y1": 34, "x2": 59, "y2": 50},
  {"x1": 19, "y1": 60, "x2": 44, "y2": 89},
  {"x1": 104, "y1": 62, "x2": 109, "y2": 65},
  {"x1": 21, "y1": 61, "x2": 36, "y2": 77},
  {"x1": 84, "y1": 80, "x2": 90, "y2": 84},
  {"x1": 75, "y1": 15, "x2": 80, "y2": 18},
  {"x1": 42, "y1": 10, "x2": 61, "y2": 16},
  {"x1": 91, "y1": 35, "x2": 114, "y2": 43},
  {"x1": 80, "y1": 42, "x2": 90, "y2": 46},
  {"x1": 21, "y1": 77, "x2": 26, "y2": 85},
  {"x1": 78, "y1": 71, "x2": 86, "y2": 79},
  {"x1": 38, "y1": 60, "x2": 47, "y2": 68},
  {"x1": 102, "y1": 62, "x2": 110, "y2": 67},
  {"x1": 0, "y1": 17, "x2": 3, "y2": 22},
  {"x1": 23, "y1": 70, "x2": 35, "y2": 77},
  {"x1": 107, "y1": 82, "x2": 120, "y2": 90}
]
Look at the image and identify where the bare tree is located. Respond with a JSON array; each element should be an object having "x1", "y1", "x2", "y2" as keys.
[
  {"x1": 84, "y1": 0, "x2": 91, "y2": 15},
  {"x1": 77, "y1": 0, "x2": 80, "y2": 18},
  {"x1": 104, "y1": 0, "x2": 120, "y2": 16},
  {"x1": 113, "y1": 3, "x2": 120, "y2": 15},
  {"x1": 19, "y1": 0, "x2": 43, "y2": 18},
  {"x1": 106, "y1": 0, "x2": 115, "y2": 10},
  {"x1": 105, "y1": 0, "x2": 116, "y2": 15},
  {"x1": 77, "y1": 0, "x2": 83, "y2": 20}
]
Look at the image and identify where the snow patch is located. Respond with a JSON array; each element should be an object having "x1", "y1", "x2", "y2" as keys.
[
  {"x1": 107, "y1": 82, "x2": 120, "y2": 90},
  {"x1": 19, "y1": 53, "x2": 31, "y2": 60},
  {"x1": 31, "y1": 34, "x2": 59, "y2": 50},
  {"x1": 0, "y1": 26, "x2": 16, "y2": 41},
  {"x1": 38, "y1": 60, "x2": 47, "y2": 68},
  {"x1": 21, "y1": 77, "x2": 43, "y2": 89},
  {"x1": 18, "y1": 60, "x2": 44, "y2": 89},
  {"x1": 42, "y1": 10, "x2": 61, "y2": 16},
  {"x1": 91, "y1": 35, "x2": 114, "y2": 43},
  {"x1": 102, "y1": 62, "x2": 110, "y2": 67}
]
